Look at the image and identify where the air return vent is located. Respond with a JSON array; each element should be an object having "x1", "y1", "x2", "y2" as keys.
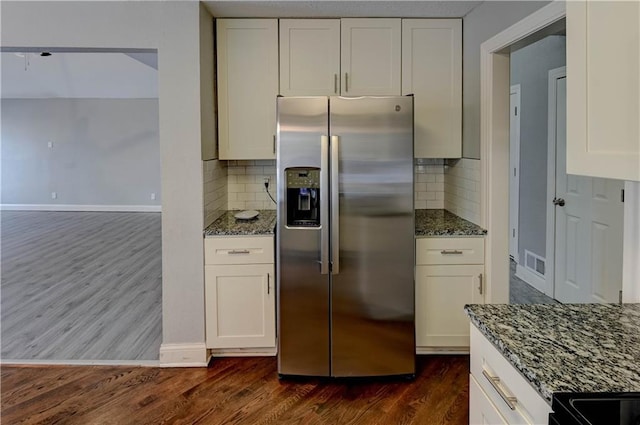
[{"x1": 525, "y1": 250, "x2": 545, "y2": 277}]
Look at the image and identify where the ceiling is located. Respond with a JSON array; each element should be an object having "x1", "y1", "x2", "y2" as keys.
[
  {"x1": 203, "y1": 1, "x2": 483, "y2": 18},
  {"x1": 1, "y1": 52, "x2": 158, "y2": 99}
]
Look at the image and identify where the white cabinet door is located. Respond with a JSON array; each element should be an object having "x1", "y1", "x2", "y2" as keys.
[
  {"x1": 205, "y1": 264, "x2": 275, "y2": 349},
  {"x1": 567, "y1": 1, "x2": 640, "y2": 181},
  {"x1": 217, "y1": 19, "x2": 278, "y2": 160},
  {"x1": 280, "y1": 19, "x2": 341, "y2": 96},
  {"x1": 470, "y1": 374, "x2": 508, "y2": 425},
  {"x1": 402, "y1": 19, "x2": 462, "y2": 158},
  {"x1": 416, "y1": 264, "x2": 484, "y2": 347},
  {"x1": 341, "y1": 18, "x2": 401, "y2": 96}
]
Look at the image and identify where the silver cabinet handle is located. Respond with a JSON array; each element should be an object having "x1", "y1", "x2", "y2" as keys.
[
  {"x1": 441, "y1": 249, "x2": 463, "y2": 255},
  {"x1": 320, "y1": 135, "x2": 329, "y2": 275},
  {"x1": 334, "y1": 74, "x2": 338, "y2": 94},
  {"x1": 267, "y1": 273, "x2": 270, "y2": 295},
  {"x1": 482, "y1": 370, "x2": 517, "y2": 410},
  {"x1": 228, "y1": 249, "x2": 250, "y2": 255},
  {"x1": 344, "y1": 73, "x2": 349, "y2": 92},
  {"x1": 478, "y1": 273, "x2": 483, "y2": 295},
  {"x1": 331, "y1": 135, "x2": 340, "y2": 274}
]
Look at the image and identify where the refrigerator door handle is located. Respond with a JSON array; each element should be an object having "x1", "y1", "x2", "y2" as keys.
[
  {"x1": 320, "y1": 136, "x2": 330, "y2": 275},
  {"x1": 331, "y1": 135, "x2": 340, "y2": 274}
]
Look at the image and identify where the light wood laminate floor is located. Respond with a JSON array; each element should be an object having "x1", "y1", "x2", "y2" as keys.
[{"x1": 1, "y1": 211, "x2": 162, "y2": 361}]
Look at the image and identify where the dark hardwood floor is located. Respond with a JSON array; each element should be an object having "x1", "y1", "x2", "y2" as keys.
[{"x1": 1, "y1": 355, "x2": 469, "y2": 424}]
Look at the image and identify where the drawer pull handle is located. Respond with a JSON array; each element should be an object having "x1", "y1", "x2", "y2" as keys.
[
  {"x1": 440, "y1": 249, "x2": 463, "y2": 255},
  {"x1": 482, "y1": 370, "x2": 517, "y2": 410},
  {"x1": 228, "y1": 250, "x2": 251, "y2": 255}
]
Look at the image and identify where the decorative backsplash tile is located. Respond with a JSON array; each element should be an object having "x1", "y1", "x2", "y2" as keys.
[
  {"x1": 203, "y1": 159, "x2": 228, "y2": 228},
  {"x1": 227, "y1": 160, "x2": 277, "y2": 211},
  {"x1": 444, "y1": 158, "x2": 481, "y2": 225},
  {"x1": 414, "y1": 158, "x2": 445, "y2": 209}
]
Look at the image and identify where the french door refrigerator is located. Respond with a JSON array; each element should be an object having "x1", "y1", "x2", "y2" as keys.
[{"x1": 276, "y1": 96, "x2": 415, "y2": 378}]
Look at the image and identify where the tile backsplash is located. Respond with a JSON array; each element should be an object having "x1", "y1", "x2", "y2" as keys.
[
  {"x1": 227, "y1": 160, "x2": 277, "y2": 210},
  {"x1": 414, "y1": 158, "x2": 445, "y2": 209},
  {"x1": 213, "y1": 158, "x2": 480, "y2": 220},
  {"x1": 444, "y1": 158, "x2": 481, "y2": 225},
  {"x1": 203, "y1": 159, "x2": 228, "y2": 228}
]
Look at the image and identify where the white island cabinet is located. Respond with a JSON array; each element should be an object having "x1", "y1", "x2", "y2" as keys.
[
  {"x1": 204, "y1": 235, "x2": 276, "y2": 356},
  {"x1": 469, "y1": 325, "x2": 551, "y2": 425}
]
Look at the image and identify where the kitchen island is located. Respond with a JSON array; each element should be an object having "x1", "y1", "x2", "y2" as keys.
[{"x1": 465, "y1": 303, "x2": 640, "y2": 423}]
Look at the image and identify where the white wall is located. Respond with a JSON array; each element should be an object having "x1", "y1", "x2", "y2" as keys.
[
  {"x1": 510, "y1": 35, "x2": 566, "y2": 264},
  {"x1": 462, "y1": 0, "x2": 551, "y2": 159},
  {"x1": 1, "y1": 1, "x2": 211, "y2": 365},
  {"x1": 1, "y1": 98, "x2": 160, "y2": 209}
]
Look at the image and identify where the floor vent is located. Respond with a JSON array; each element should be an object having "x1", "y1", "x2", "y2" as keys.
[{"x1": 525, "y1": 250, "x2": 546, "y2": 277}]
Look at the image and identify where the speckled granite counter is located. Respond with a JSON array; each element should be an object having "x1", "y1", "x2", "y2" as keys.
[
  {"x1": 415, "y1": 209, "x2": 486, "y2": 237},
  {"x1": 204, "y1": 210, "x2": 276, "y2": 236},
  {"x1": 465, "y1": 303, "x2": 640, "y2": 404}
]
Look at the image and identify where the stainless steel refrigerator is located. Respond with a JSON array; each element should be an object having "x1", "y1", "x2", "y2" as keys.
[{"x1": 276, "y1": 96, "x2": 415, "y2": 378}]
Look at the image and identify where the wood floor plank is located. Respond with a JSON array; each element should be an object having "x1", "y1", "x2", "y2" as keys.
[{"x1": 1, "y1": 356, "x2": 469, "y2": 425}]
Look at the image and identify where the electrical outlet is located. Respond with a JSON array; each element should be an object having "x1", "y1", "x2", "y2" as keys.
[
  {"x1": 263, "y1": 177, "x2": 270, "y2": 186},
  {"x1": 47, "y1": 141, "x2": 53, "y2": 148},
  {"x1": 150, "y1": 193, "x2": 156, "y2": 200},
  {"x1": 51, "y1": 192, "x2": 57, "y2": 199}
]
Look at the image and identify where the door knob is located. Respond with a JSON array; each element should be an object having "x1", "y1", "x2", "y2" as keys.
[{"x1": 552, "y1": 197, "x2": 565, "y2": 207}]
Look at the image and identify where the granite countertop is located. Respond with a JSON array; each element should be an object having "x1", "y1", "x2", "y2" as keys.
[
  {"x1": 204, "y1": 210, "x2": 276, "y2": 236},
  {"x1": 465, "y1": 303, "x2": 640, "y2": 404},
  {"x1": 415, "y1": 209, "x2": 487, "y2": 237}
]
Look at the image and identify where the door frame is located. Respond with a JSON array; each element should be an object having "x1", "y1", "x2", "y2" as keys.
[
  {"x1": 480, "y1": 1, "x2": 566, "y2": 303},
  {"x1": 544, "y1": 66, "x2": 566, "y2": 298},
  {"x1": 509, "y1": 84, "x2": 521, "y2": 263}
]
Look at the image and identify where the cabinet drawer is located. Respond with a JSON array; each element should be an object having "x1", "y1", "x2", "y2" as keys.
[
  {"x1": 470, "y1": 325, "x2": 551, "y2": 425},
  {"x1": 204, "y1": 236, "x2": 274, "y2": 265},
  {"x1": 416, "y1": 237, "x2": 484, "y2": 265},
  {"x1": 470, "y1": 374, "x2": 508, "y2": 425}
]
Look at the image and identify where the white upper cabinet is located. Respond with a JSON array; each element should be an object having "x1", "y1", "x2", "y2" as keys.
[
  {"x1": 341, "y1": 18, "x2": 402, "y2": 96},
  {"x1": 567, "y1": 1, "x2": 640, "y2": 181},
  {"x1": 402, "y1": 19, "x2": 462, "y2": 158},
  {"x1": 280, "y1": 19, "x2": 341, "y2": 96},
  {"x1": 217, "y1": 19, "x2": 279, "y2": 160}
]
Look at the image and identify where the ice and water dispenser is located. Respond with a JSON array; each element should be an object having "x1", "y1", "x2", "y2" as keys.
[{"x1": 285, "y1": 168, "x2": 320, "y2": 227}]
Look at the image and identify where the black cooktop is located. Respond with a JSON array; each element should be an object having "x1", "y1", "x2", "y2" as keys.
[{"x1": 550, "y1": 393, "x2": 640, "y2": 425}]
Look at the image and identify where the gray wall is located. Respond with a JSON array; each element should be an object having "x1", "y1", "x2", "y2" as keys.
[
  {"x1": 511, "y1": 35, "x2": 566, "y2": 263},
  {"x1": 462, "y1": 1, "x2": 551, "y2": 159},
  {"x1": 1, "y1": 98, "x2": 161, "y2": 207}
]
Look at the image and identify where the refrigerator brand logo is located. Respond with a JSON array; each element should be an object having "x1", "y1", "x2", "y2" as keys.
[{"x1": 395, "y1": 105, "x2": 402, "y2": 112}]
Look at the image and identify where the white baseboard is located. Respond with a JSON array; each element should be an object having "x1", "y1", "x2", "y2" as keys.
[
  {"x1": 210, "y1": 347, "x2": 277, "y2": 357},
  {"x1": 0, "y1": 204, "x2": 161, "y2": 212},
  {"x1": 0, "y1": 359, "x2": 159, "y2": 367},
  {"x1": 159, "y1": 343, "x2": 209, "y2": 367},
  {"x1": 416, "y1": 347, "x2": 469, "y2": 355},
  {"x1": 516, "y1": 263, "x2": 546, "y2": 293}
]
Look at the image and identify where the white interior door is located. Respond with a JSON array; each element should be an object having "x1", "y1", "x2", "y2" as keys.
[
  {"x1": 552, "y1": 73, "x2": 624, "y2": 303},
  {"x1": 509, "y1": 85, "x2": 521, "y2": 262}
]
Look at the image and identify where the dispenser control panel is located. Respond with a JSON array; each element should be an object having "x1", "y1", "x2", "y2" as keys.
[{"x1": 285, "y1": 168, "x2": 321, "y2": 227}]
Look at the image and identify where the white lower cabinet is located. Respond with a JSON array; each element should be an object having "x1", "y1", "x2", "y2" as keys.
[
  {"x1": 469, "y1": 325, "x2": 552, "y2": 425},
  {"x1": 416, "y1": 264, "x2": 484, "y2": 348},
  {"x1": 204, "y1": 236, "x2": 276, "y2": 354},
  {"x1": 415, "y1": 237, "x2": 485, "y2": 351}
]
